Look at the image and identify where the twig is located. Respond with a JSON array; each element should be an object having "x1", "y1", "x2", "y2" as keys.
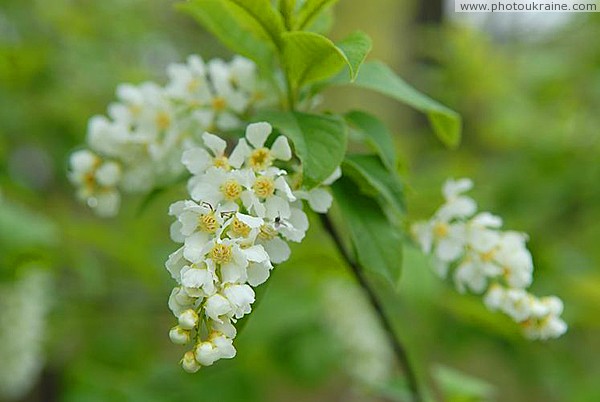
[{"x1": 320, "y1": 214, "x2": 424, "y2": 402}]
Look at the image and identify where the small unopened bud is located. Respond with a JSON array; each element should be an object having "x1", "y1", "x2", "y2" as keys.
[
  {"x1": 169, "y1": 326, "x2": 191, "y2": 345},
  {"x1": 195, "y1": 341, "x2": 218, "y2": 366},
  {"x1": 181, "y1": 350, "x2": 200, "y2": 373},
  {"x1": 178, "y1": 309, "x2": 199, "y2": 330}
]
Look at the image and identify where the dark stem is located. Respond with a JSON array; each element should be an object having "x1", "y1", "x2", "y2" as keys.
[{"x1": 320, "y1": 214, "x2": 423, "y2": 402}]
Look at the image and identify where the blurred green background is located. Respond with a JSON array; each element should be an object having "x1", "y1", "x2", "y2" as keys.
[{"x1": 1, "y1": 1, "x2": 599, "y2": 401}]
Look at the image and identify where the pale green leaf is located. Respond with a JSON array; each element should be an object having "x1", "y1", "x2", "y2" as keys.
[
  {"x1": 281, "y1": 31, "x2": 348, "y2": 89},
  {"x1": 336, "y1": 31, "x2": 372, "y2": 81},
  {"x1": 227, "y1": 0, "x2": 286, "y2": 47},
  {"x1": 295, "y1": 0, "x2": 338, "y2": 30},
  {"x1": 279, "y1": 0, "x2": 297, "y2": 30},
  {"x1": 353, "y1": 61, "x2": 462, "y2": 148},
  {"x1": 332, "y1": 175, "x2": 403, "y2": 285},
  {"x1": 179, "y1": 0, "x2": 275, "y2": 68}
]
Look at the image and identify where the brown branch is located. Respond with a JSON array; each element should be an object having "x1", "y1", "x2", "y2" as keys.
[{"x1": 320, "y1": 214, "x2": 423, "y2": 402}]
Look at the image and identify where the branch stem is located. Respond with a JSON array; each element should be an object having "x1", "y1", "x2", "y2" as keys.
[{"x1": 320, "y1": 214, "x2": 423, "y2": 402}]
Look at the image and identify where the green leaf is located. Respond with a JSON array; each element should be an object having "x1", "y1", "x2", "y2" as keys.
[
  {"x1": 345, "y1": 110, "x2": 396, "y2": 171},
  {"x1": 281, "y1": 31, "x2": 348, "y2": 89},
  {"x1": 256, "y1": 110, "x2": 347, "y2": 187},
  {"x1": 336, "y1": 31, "x2": 372, "y2": 81},
  {"x1": 331, "y1": 175, "x2": 403, "y2": 285},
  {"x1": 342, "y1": 154, "x2": 405, "y2": 219},
  {"x1": 279, "y1": 0, "x2": 297, "y2": 30},
  {"x1": 227, "y1": 0, "x2": 286, "y2": 47},
  {"x1": 349, "y1": 61, "x2": 462, "y2": 148},
  {"x1": 295, "y1": 0, "x2": 339, "y2": 30},
  {"x1": 179, "y1": 0, "x2": 276, "y2": 68}
]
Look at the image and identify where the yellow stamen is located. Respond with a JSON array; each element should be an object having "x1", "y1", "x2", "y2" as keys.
[
  {"x1": 156, "y1": 111, "x2": 171, "y2": 130},
  {"x1": 221, "y1": 180, "x2": 242, "y2": 201},
  {"x1": 212, "y1": 97, "x2": 227, "y2": 111},
  {"x1": 433, "y1": 222, "x2": 449, "y2": 238},
  {"x1": 252, "y1": 176, "x2": 275, "y2": 199},
  {"x1": 229, "y1": 218, "x2": 250, "y2": 238},
  {"x1": 210, "y1": 243, "x2": 233, "y2": 264},
  {"x1": 198, "y1": 213, "x2": 219, "y2": 234},
  {"x1": 213, "y1": 156, "x2": 230, "y2": 170},
  {"x1": 249, "y1": 148, "x2": 272, "y2": 171},
  {"x1": 480, "y1": 250, "x2": 496, "y2": 263},
  {"x1": 258, "y1": 224, "x2": 277, "y2": 241}
]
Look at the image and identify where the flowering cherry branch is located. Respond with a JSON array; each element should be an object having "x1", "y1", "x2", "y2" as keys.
[{"x1": 67, "y1": 0, "x2": 567, "y2": 398}]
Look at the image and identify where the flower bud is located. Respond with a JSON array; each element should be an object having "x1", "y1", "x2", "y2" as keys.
[
  {"x1": 178, "y1": 309, "x2": 199, "y2": 330},
  {"x1": 195, "y1": 341, "x2": 219, "y2": 366},
  {"x1": 169, "y1": 326, "x2": 191, "y2": 345},
  {"x1": 181, "y1": 351, "x2": 200, "y2": 373}
]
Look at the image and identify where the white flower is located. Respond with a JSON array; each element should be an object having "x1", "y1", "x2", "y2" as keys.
[
  {"x1": 241, "y1": 167, "x2": 296, "y2": 219},
  {"x1": 169, "y1": 199, "x2": 226, "y2": 245},
  {"x1": 294, "y1": 166, "x2": 341, "y2": 213},
  {"x1": 181, "y1": 350, "x2": 201, "y2": 373},
  {"x1": 210, "y1": 319, "x2": 237, "y2": 339},
  {"x1": 413, "y1": 220, "x2": 467, "y2": 266},
  {"x1": 194, "y1": 341, "x2": 220, "y2": 366},
  {"x1": 0, "y1": 269, "x2": 51, "y2": 400},
  {"x1": 182, "y1": 132, "x2": 231, "y2": 176},
  {"x1": 168, "y1": 287, "x2": 196, "y2": 317},
  {"x1": 188, "y1": 166, "x2": 250, "y2": 208},
  {"x1": 223, "y1": 284, "x2": 255, "y2": 319},
  {"x1": 436, "y1": 178, "x2": 477, "y2": 221},
  {"x1": 229, "y1": 122, "x2": 292, "y2": 171},
  {"x1": 412, "y1": 178, "x2": 566, "y2": 340},
  {"x1": 454, "y1": 258, "x2": 494, "y2": 294},
  {"x1": 162, "y1": 119, "x2": 333, "y2": 370},
  {"x1": 68, "y1": 149, "x2": 122, "y2": 217},
  {"x1": 178, "y1": 309, "x2": 199, "y2": 330},
  {"x1": 277, "y1": 206, "x2": 309, "y2": 243},
  {"x1": 169, "y1": 326, "x2": 191, "y2": 345},
  {"x1": 165, "y1": 247, "x2": 187, "y2": 281},
  {"x1": 204, "y1": 293, "x2": 233, "y2": 322},
  {"x1": 194, "y1": 334, "x2": 236, "y2": 367},
  {"x1": 166, "y1": 55, "x2": 211, "y2": 104},
  {"x1": 180, "y1": 264, "x2": 216, "y2": 298}
]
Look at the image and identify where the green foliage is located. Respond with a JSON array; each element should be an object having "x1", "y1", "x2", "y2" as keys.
[
  {"x1": 257, "y1": 110, "x2": 347, "y2": 186},
  {"x1": 295, "y1": 0, "x2": 339, "y2": 30},
  {"x1": 336, "y1": 30, "x2": 372, "y2": 81},
  {"x1": 281, "y1": 31, "x2": 348, "y2": 89},
  {"x1": 345, "y1": 110, "x2": 397, "y2": 171},
  {"x1": 179, "y1": 0, "x2": 276, "y2": 69},
  {"x1": 350, "y1": 61, "x2": 462, "y2": 148},
  {"x1": 331, "y1": 176, "x2": 403, "y2": 285},
  {"x1": 342, "y1": 154, "x2": 405, "y2": 219}
]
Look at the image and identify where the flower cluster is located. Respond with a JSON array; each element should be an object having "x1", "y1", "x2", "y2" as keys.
[
  {"x1": 412, "y1": 178, "x2": 567, "y2": 340},
  {"x1": 68, "y1": 55, "x2": 275, "y2": 216},
  {"x1": 166, "y1": 122, "x2": 338, "y2": 372},
  {"x1": 0, "y1": 269, "x2": 51, "y2": 400},
  {"x1": 322, "y1": 278, "x2": 393, "y2": 388}
]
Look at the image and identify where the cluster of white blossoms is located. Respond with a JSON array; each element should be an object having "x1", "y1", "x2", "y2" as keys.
[
  {"x1": 0, "y1": 269, "x2": 51, "y2": 400},
  {"x1": 412, "y1": 178, "x2": 567, "y2": 340},
  {"x1": 68, "y1": 55, "x2": 275, "y2": 217},
  {"x1": 322, "y1": 278, "x2": 393, "y2": 388},
  {"x1": 165, "y1": 122, "x2": 339, "y2": 372}
]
